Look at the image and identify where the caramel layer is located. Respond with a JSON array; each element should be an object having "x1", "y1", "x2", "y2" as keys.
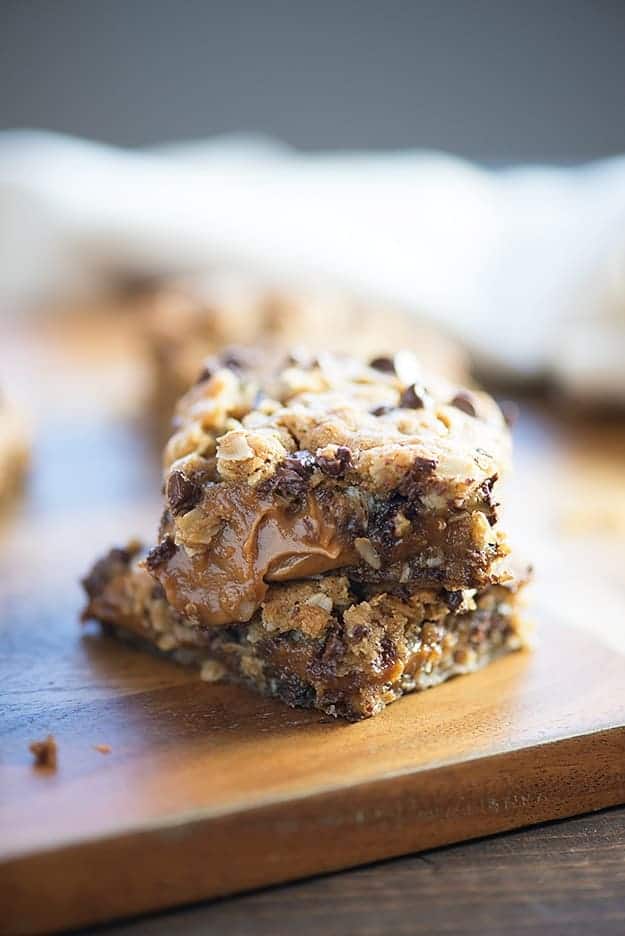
[
  {"x1": 151, "y1": 479, "x2": 502, "y2": 628},
  {"x1": 157, "y1": 489, "x2": 358, "y2": 627}
]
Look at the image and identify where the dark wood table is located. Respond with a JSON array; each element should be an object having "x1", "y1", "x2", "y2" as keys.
[
  {"x1": 91, "y1": 806, "x2": 625, "y2": 936},
  {"x1": 2, "y1": 311, "x2": 625, "y2": 935}
]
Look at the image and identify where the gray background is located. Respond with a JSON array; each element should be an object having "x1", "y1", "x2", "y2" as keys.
[{"x1": 2, "y1": 0, "x2": 625, "y2": 161}]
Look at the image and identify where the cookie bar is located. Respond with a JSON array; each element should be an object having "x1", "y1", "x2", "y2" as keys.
[
  {"x1": 148, "y1": 349, "x2": 511, "y2": 628},
  {"x1": 142, "y1": 278, "x2": 468, "y2": 436},
  {"x1": 82, "y1": 545, "x2": 528, "y2": 721},
  {"x1": 0, "y1": 394, "x2": 29, "y2": 504}
]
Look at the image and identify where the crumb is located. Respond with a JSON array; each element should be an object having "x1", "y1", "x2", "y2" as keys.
[
  {"x1": 29, "y1": 735, "x2": 57, "y2": 769},
  {"x1": 200, "y1": 658, "x2": 227, "y2": 682},
  {"x1": 93, "y1": 743, "x2": 111, "y2": 754}
]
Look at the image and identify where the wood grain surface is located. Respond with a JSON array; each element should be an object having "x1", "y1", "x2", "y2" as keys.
[
  {"x1": 86, "y1": 806, "x2": 625, "y2": 936},
  {"x1": 1, "y1": 312, "x2": 625, "y2": 935}
]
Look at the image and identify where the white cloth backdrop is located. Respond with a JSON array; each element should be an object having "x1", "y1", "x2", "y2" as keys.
[{"x1": 1, "y1": 131, "x2": 624, "y2": 399}]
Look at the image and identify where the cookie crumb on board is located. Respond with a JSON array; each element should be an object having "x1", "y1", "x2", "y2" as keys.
[
  {"x1": 29, "y1": 735, "x2": 58, "y2": 769},
  {"x1": 93, "y1": 744, "x2": 112, "y2": 754}
]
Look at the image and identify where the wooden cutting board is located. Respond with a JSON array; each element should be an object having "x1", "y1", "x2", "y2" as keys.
[
  {"x1": 1, "y1": 615, "x2": 625, "y2": 936},
  {"x1": 1, "y1": 313, "x2": 625, "y2": 935}
]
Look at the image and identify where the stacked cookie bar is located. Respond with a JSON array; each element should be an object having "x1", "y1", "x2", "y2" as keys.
[{"x1": 83, "y1": 349, "x2": 529, "y2": 719}]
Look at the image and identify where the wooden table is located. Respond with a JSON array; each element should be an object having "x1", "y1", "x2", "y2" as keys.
[
  {"x1": 88, "y1": 806, "x2": 625, "y2": 936},
  {"x1": 2, "y1": 311, "x2": 625, "y2": 935}
]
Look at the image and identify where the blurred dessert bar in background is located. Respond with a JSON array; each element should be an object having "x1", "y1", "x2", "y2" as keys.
[
  {"x1": 134, "y1": 277, "x2": 468, "y2": 437},
  {"x1": 0, "y1": 392, "x2": 29, "y2": 505}
]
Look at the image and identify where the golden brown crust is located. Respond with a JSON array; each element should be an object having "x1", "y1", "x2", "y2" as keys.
[{"x1": 29, "y1": 735, "x2": 58, "y2": 769}]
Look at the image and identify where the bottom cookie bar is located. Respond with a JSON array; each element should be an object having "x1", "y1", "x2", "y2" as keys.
[{"x1": 82, "y1": 547, "x2": 529, "y2": 721}]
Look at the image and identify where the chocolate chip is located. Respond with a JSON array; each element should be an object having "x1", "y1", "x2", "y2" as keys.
[
  {"x1": 317, "y1": 445, "x2": 352, "y2": 479},
  {"x1": 275, "y1": 673, "x2": 316, "y2": 709},
  {"x1": 265, "y1": 450, "x2": 317, "y2": 500},
  {"x1": 369, "y1": 356, "x2": 395, "y2": 374},
  {"x1": 371, "y1": 405, "x2": 393, "y2": 417},
  {"x1": 396, "y1": 456, "x2": 437, "y2": 500},
  {"x1": 221, "y1": 624, "x2": 245, "y2": 644},
  {"x1": 399, "y1": 384, "x2": 424, "y2": 409},
  {"x1": 145, "y1": 536, "x2": 177, "y2": 571},
  {"x1": 364, "y1": 497, "x2": 399, "y2": 551},
  {"x1": 480, "y1": 474, "x2": 498, "y2": 502},
  {"x1": 479, "y1": 474, "x2": 499, "y2": 526},
  {"x1": 451, "y1": 392, "x2": 477, "y2": 417},
  {"x1": 415, "y1": 455, "x2": 437, "y2": 475},
  {"x1": 318, "y1": 626, "x2": 347, "y2": 670},
  {"x1": 441, "y1": 589, "x2": 463, "y2": 612},
  {"x1": 166, "y1": 471, "x2": 202, "y2": 516},
  {"x1": 379, "y1": 635, "x2": 397, "y2": 668}
]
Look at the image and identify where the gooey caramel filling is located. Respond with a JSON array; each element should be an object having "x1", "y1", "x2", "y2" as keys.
[
  {"x1": 156, "y1": 487, "x2": 358, "y2": 627},
  {"x1": 151, "y1": 480, "x2": 498, "y2": 628}
]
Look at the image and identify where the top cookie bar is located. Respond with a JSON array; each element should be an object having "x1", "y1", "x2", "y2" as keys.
[{"x1": 147, "y1": 348, "x2": 511, "y2": 627}]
